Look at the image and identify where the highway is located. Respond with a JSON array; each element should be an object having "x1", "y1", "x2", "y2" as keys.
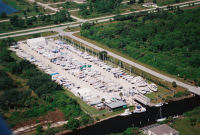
[{"x1": 0, "y1": 0, "x2": 199, "y2": 38}]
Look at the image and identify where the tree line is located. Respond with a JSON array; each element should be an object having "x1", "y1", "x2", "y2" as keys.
[
  {"x1": 80, "y1": 7, "x2": 200, "y2": 85},
  {"x1": 0, "y1": 10, "x2": 72, "y2": 33},
  {"x1": 9, "y1": 10, "x2": 72, "y2": 28}
]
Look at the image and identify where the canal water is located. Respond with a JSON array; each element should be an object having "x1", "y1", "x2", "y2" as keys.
[
  {"x1": 69, "y1": 95, "x2": 200, "y2": 135},
  {"x1": 0, "y1": 0, "x2": 18, "y2": 14}
]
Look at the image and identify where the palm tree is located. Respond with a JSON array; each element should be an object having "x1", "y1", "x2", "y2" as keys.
[
  {"x1": 101, "y1": 98, "x2": 105, "y2": 103},
  {"x1": 119, "y1": 92, "x2": 123, "y2": 99}
]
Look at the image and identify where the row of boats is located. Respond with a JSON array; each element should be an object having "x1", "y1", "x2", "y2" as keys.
[
  {"x1": 120, "y1": 105, "x2": 147, "y2": 116},
  {"x1": 120, "y1": 102, "x2": 165, "y2": 116}
]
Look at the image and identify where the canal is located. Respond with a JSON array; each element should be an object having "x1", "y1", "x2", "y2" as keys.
[{"x1": 68, "y1": 95, "x2": 200, "y2": 135}]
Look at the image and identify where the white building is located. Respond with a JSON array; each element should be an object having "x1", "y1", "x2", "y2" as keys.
[
  {"x1": 27, "y1": 37, "x2": 47, "y2": 47},
  {"x1": 148, "y1": 124, "x2": 179, "y2": 135}
]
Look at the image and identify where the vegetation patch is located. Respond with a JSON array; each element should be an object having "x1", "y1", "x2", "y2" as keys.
[
  {"x1": 80, "y1": 7, "x2": 200, "y2": 85},
  {"x1": 0, "y1": 38, "x2": 93, "y2": 132},
  {"x1": 0, "y1": 10, "x2": 72, "y2": 33}
]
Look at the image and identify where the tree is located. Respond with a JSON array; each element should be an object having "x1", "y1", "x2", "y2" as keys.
[
  {"x1": 99, "y1": 51, "x2": 108, "y2": 61},
  {"x1": 34, "y1": 2, "x2": 39, "y2": 13},
  {"x1": 122, "y1": 128, "x2": 133, "y2": 135},
  {"x1": 36, "y1": 125, "x2": 43, "y2": 133},
  {"x1": 79, "y1": 4, "x2": 89, "y2": 16},
  {"x1": 129, "y1": 0, "x2": 136, "y2": 4},
  {"x1": 0, "y1": 73, "x2": 13, "y2": 90},
  {"x1": 190, "y1": 118, "x2": 197, "y2": 126},
  {"x1": 10, "y1": 15, "x2": 19, "y2": 27},
  {"x1": 119, "y1": 92, "x2": 123, "y2": 99},
  {"x1": 0, "y1": 49, "x2": 14, "y2": 62},
  {"x1": 0, "y1": 12, "x2": 7, "y2": 18},
  {"x1": 101, "y1": 98, "x2": 105, "y2": 103},
  {"x1": 175, "y1": 0, "x2": 180, "y2": 3},
  {"x1": 153, "y1": 0, "x2": 157, "y2": 3},
  {"x1": 80, "y1": 114, "x2": 92, "y2": 125},
  {"x1": 172, "y1": 81, "x2": 177, "y2": 87},
  {"x1": 27, "y1": 74, "x2": 51, "y2": 90},
  {"x1": 23, "y1": 10, "x2": 27, "y2": 16},
  {"x1": 66, "y1": 118, "x2": 80, "y2": 130},
  {"x1": 81, "y1": 22, "x2": 93, "y2": 30},
  {"x1": 87, "y1": 0, "x2": 122, "y2": 14},
  {"x1": 18, "y1": 18, "x2": 25, "y2": 28},
  {"x1": 167, "y1": 116, "x2": 174, "y2": 122},
  {"x1": 138, "y1": 0, "x2": 144, "y2": 4},
  {"x1": 53, "y1": 10, "x2": 72, "y2": 24},
  {"x1": 95, "y1": 117, "x2": 100, "y2": 121}
]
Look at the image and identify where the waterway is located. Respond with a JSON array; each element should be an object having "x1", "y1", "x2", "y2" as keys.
[
  {"x1": 0, "y1": 0, "x2": 18, "y2": 14},
  {"x1": 68, "y1": 95, "x2": 200, "y2": 135}
]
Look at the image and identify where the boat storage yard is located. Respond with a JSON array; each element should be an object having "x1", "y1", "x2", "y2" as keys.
[{"x1": 11, "y1": 37, "x2": 158, "y2": 111}]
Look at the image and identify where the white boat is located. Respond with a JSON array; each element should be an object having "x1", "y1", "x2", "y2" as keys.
[
  {"x1": 148, "y1": 83, "x2": 158, "y2": 92},
  {"x1": 133, "y1": 105, "x2": 146, "y2": 113},
  {"x1": 156, "y1": 117, "x2": 166, "y2": 122},
  {"x1": 155, "y1": 102, "x2": 163, "y2": 107},
  {"x1": 120, "y1": 109, "x2": 132, "y2": 116}
]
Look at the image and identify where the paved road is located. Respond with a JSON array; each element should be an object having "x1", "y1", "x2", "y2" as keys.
[
  {"x1": 0, "y1": 23, "x2": 80, "y2": 39},
  {"x1": 64, "y1": 31, "x2": 200, "y2": 95}
]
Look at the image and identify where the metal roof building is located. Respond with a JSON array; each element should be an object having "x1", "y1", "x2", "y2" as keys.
[
  {"x1": 27, "y1": 37, "x2": 47, "y2": 47},
  {"x1": 105, "y1": 100, "x2": 127, "y2": 110}
]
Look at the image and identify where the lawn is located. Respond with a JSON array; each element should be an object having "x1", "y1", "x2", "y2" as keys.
[
  {"x1": 170, "y1": 106, "x2": 200, "y2": 135},
  {"x1": 172, "y1": 118, "x2": 200, "y2": 135},
  {"x1": 145, "y1": 86, "x2": 173, "y2": 103}
]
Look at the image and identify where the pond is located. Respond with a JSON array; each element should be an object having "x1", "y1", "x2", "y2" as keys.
[{"x1": 0, "y1": 0, "x2": 18, "y2": 15}]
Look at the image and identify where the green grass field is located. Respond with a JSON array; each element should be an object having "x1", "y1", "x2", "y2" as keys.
[
  {"x1": 145, "y1": 86, "x2": 172, "y2": 103},
  {"x1": 173, "y1": 118, "x2": 200, "y2": 135}
]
